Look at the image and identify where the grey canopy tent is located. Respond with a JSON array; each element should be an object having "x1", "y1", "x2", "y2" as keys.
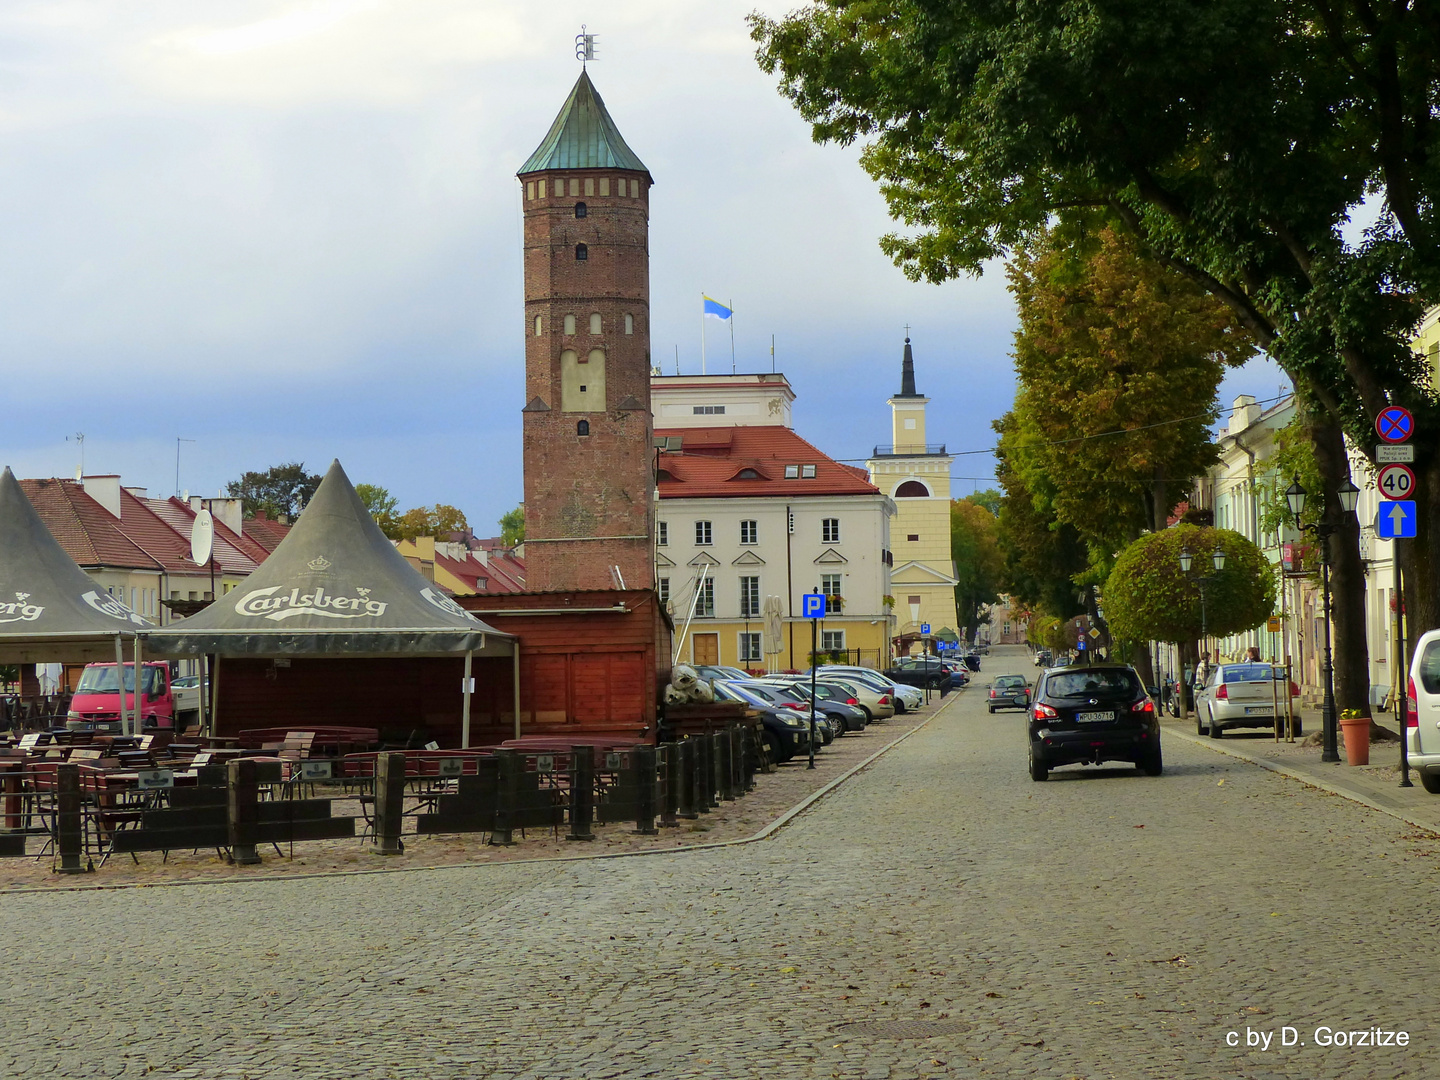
[
  {"x1": 143, "y1": 460, "x2": 515, "y2": 744},
  {"x1": 0, "y1": 466, "x2": 148, "y2": 731}
]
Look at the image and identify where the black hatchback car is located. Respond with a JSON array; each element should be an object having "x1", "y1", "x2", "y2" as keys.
[{"x1": 1027, "y1": 663, "x2": 1162, "y2": 780}]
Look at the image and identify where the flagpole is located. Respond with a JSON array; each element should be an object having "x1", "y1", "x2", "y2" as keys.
[
  {"x1": 730, "y1": 298, "x2": 736, "y2": 374},
  {"x1": 700, "y1": 294, "x2": 707, "y2": 375}
]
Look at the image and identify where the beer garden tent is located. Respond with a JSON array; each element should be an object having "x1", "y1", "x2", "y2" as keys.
[
  {"x1": 0, "y1": 466, "x2": 151, "y2": 730},
  {"x1": 142, "y1": 460, "x2": 516, "y2": 745}
]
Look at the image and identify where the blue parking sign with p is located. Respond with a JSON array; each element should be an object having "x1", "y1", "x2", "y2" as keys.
[{"x1": 802, "y1": 593, "x2": 826, "y2": 618}]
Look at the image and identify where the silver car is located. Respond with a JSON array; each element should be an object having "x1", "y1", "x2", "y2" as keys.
[{"x1": 1195, "y1": 662, "x2": 1301, "y2": 737}]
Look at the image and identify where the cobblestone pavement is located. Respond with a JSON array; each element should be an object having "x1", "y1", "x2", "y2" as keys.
[{"x1": 2, "y1": 645, "x2": 1435, "y2": 1079}]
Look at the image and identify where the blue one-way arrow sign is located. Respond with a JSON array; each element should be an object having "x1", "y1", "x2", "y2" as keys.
[{"x1": 1377, "y1": 500, "x2": 1418, "y2": 539}]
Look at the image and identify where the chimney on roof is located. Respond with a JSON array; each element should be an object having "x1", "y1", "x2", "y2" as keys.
[
  {"x1": 898, "y1": 337, "x2": 920, "y2": 398},
  {"x1": 211, "y1": 497, "x2": 243, "y2": 537},
  {"x1": 80, "y1": 475, "x2": 122, "y2": 519}
]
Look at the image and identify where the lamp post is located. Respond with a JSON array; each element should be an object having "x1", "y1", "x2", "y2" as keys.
[
  {"x1": 1285, "y1": 476, "x2": 1361, "y2": 764},
  {"x1": 1179, "y1": 543, "x2": 1227, "y2": 715}
]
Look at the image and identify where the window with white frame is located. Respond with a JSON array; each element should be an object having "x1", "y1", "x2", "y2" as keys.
[
  {"x1": 801, "y1": 464, "x2": 816, "y2": 478},
  {"x1": 657, "y1": 521, "x2": 668, "y2": 546},
  {"x1": 821, "y1": 574, "x2": 842, "y2": 613},
  {"x1": 739, "y1": 575, "x2": 760, "y2": 618},
  {"x1": 784, "y1": 464, "x2": 799, "y2": 479},
  {"x1": 738, "y1": 632, "x2": 762, "y2": 662},
  {"x1": 695, "y1": 520, "x2": 713, "y2": 546},
  {"x1": 821, "y1": 629, "x2": 846, "y2": 652},
  {"x1": 696, "y1": 576, "x2": 715, "y2": 617},
  {"x1": 658, "y1": 577, "x2": 670, "y2": 607},
  {"x1": 822, "y1": 518, "x2": 841, "y2": 544},
  {"x1": 740, "y1": 519, "x2": 758, "y2": 545}
]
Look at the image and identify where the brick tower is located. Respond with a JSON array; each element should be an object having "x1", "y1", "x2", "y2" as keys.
[{"x1": 517, "y1": 70, "x2": 654, "y2": 592}]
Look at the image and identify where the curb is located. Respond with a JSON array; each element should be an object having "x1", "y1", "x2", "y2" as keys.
[
  {"x1": 1164, "y1": 723, "x2": 1440, "y2": 833},
  {"x1": 1, "y1": 691, "x2": 964, "y2": 897}
]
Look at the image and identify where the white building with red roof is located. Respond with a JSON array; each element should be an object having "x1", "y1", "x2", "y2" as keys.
[{"x1": 653, "y1": 374, "x2": 895, "y2": 671}]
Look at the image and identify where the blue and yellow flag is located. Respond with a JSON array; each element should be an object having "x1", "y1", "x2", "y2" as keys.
[{"x1": 702, "y1": 296, "x2": 733, "y2": 321}]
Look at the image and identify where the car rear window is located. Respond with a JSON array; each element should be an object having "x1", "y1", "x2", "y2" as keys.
[
  {"x1": 1045, "y1": 670, "x2": 1139, "y2": 697},
  {"x1": 995, "y1": 676, "x2": 1025, "y2": 687},
  {"x1": 1419, "y1": 642, "x2": 1440, "y2": 695},
  {"x1": 1223, "y1": 664, "x2": 1274, "y2": 682}
]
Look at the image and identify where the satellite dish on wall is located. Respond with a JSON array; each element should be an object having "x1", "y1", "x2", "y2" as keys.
[{"x1": 191, "y1": 509, "x2": 214, "y2": 566}]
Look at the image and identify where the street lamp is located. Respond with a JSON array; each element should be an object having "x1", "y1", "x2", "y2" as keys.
[
  {"x1": 1286, "y1": 475, "x2": 1360, "y2": 764},
  {"x1": 1179, "y1": 543, "x2": 1228, "y2": 719}
]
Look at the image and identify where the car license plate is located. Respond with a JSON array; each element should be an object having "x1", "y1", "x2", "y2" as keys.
[
  {"x1": 1244, "y1": 706, "x2": 1274, "y2": 715},
  {"x1": 1077, "y1": 711, "x2": 1112, "y2": 723}
]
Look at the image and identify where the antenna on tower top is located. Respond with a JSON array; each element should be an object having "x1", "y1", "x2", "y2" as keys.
[{"x1": 576, "y1": 25, "x2": 597, "y2": 65}]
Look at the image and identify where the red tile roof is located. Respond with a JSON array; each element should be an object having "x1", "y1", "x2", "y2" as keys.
[
  {"x1": 655, "y1": 426, "x2": 879, "y2": 499},
  {"x1": 242, "y1": 510, "x2": 291, "y2": 553},
  {"x1": 143, "y1": 497, "x2": 263, "y2": 575},
  {"x1": 20, "y1": 478, "x2": 161, "y2": 570}
]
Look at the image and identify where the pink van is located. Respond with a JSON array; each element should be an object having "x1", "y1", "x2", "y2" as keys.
[{"x1": 65, "y1": 662, "x2": 175, "y2": 732}]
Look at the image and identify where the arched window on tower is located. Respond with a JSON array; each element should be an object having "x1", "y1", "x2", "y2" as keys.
[
  {"x1": 624, "y1": 313, "x2": 634, "y2": 335},
  {"x1": 563, "y1": 314, "x2": 576, "y2": 335},
  {"x1": 575, "y1": 243, "x2": 588, "y2": 260},
  {"x1": 895, "y1": 480, "x2": 931, "y2": 498},
  {"x1": 575, "y1": 202, "x2": 587, "y2": 218},
  {"x1": 577, "y1": 420, "x2": 590, "y2": 436},
  {"x1": 589, "y1": 313, "x2": 602, "y2": 334},
  {"x1": 533, "y1": 315, "x2": 542, "y2": 336}
]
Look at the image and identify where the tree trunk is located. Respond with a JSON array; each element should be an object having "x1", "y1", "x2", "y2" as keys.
[
  {"x1": 1309, "y1": 419, "x2": 1371, "y2": 716},
  {"x1": 1152, "y1": 470, "x2": 1168, "y2": 533},
  {"x1": 1406, "y1": 448, "x2": 1440, "y2": 639}
]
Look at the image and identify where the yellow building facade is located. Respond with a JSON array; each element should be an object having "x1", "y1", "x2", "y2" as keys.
[{"x1": 867, "y1": 338, "x2": 960, "y2": 652}]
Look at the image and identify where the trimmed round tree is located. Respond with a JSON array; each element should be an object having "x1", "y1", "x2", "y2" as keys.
[{"x1": 1104, "y1": 526, "x2": 1276, "y2": 646}]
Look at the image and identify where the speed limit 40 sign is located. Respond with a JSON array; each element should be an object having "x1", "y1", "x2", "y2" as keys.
[{"x1": 1377, "y1": 462, "x2": 1416, "y2": 501}]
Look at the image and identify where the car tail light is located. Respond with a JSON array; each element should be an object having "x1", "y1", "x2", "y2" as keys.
[
  {"x1": 845, "y1": 697, "x2": 859, "y2": 705},
  {"x1": 988, "y1": 689, "x2": 996, "y2": 698},
  {"x1": 1216, "y1": 684, "x2": 1228, "y2": 700},
  {"x1": 1131, "y1": 699, "x2": 1154, "y2": 714},
  {"x1": 879, "y1": 695, "x2": 890, "y2": 704},
  {"x1": 783, "y1": 702, "x2": 804, "y2": 710},
  {"x1": 1034, "y1": 703, "x2": 1057, "y2": 719},
  {"x1": 1409, "y1": 677, "x2": 1419, "y2": 725}
]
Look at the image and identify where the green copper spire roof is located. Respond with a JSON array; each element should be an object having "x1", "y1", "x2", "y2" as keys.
[{"x1": 518, "y1": 70, "x2": 651, "y2": 179}]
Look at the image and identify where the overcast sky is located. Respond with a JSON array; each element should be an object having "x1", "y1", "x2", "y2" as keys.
[{"x1": 0, "y1": 1, "x2": 1286, "y2": 532}]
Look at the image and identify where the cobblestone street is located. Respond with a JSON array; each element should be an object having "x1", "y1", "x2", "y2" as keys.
[{"x1": 2, "y1": 645, "x2": 1434, "y2": 1079}]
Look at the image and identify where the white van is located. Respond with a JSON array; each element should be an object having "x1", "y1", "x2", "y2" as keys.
[{"x1": 1407, "y1": 629, "x2": 1440, "y2": 793}]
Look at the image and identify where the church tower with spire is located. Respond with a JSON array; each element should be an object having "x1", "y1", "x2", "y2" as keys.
[
  {"x1": 516, "y1": 69, "x2": 654, "y2": 592},
  {"x1": 867, "y1": 337, "x2": 960, "y2": 652}
]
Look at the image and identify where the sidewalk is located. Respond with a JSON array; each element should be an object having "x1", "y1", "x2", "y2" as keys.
[{"x1": 1162, "y1": 716, "x2": 1440, "y2": 833}]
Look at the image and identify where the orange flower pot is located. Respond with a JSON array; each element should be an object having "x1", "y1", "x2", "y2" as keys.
[{"x1": 1339, "y1": 716, "x2": 1371, "y2": 766}]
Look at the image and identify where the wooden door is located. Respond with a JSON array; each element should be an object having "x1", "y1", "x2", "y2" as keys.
[{"x1": 692, "y1": 634, "x2": 719, "y2": 666}]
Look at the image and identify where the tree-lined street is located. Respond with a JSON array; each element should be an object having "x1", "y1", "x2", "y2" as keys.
[{"x1": 3, "y1": 648, "x2": 1432, "y2": 1079}]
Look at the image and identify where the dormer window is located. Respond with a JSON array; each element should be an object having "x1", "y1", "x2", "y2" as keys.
[
  {"x1": 575, "y1": 243, "x2": 588, "y2": 260},
  {"x1": 575, "y1": 202, "x2": 587, "y2": 218},
  {"x1": 801, "y1": 464, "x2": 817, "y2": 478},
  {"x1": 784, "y1": 465, "x2": 800, "y2": 479},
  {"x1": 737, "y1": 468, "x2": 760, "y2": 480}
]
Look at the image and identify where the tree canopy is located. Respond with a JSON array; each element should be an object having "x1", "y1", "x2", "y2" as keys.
[
  {"x1": 951, "y1": 497, "x2": 1001, "y2": 634},
  {"x1": 1104, "y1": 526, "x2": 1277, "y2": 645},
  {"x1": 752, "y1": 0, "x2": 1440, "y2": 623},
  {"x1": 355, "y1": 484, "x2": 400, "y2": 537},
  {"x1": 500, "y1": 505, "x2": 525, "y2": 547},
  {"x1": 394, "y1": 504, "x2": 469, "y2": 543},
  {"x1": 225, "y1": 463, "x2": 321, "y2": 522}
]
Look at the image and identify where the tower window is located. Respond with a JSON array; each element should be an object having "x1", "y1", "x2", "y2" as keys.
[
  {"x1": 600, "y1": 177, "x2": 610, "y2": 196},
  {"x1": 631, "y1": 179, "x2": 640, "y2": 197},
  {"x1": 584, "y1": 177, "x2": 595, "y2": 196},
  {"x1": 895, "y1": 480, "x2": 930, "y2": 498},
  {"x1": 575, "y1": 243, "x2": 588, "y2": 260},
  {"x1": 624, "y1": 313, "x2": 634, "y2": 335},
  {"x1": 533, "y1": 315, "x2": 542, "y2": 336},
  {"x1": 570, "y1": 178, "x2": 580, "y2": 197},
  {"x1": 575, "y1": 202, "x2": 587, "y2": 218},
  {"x1": 590, "y1": 312, "x2": 602, "y2": 334},
  {"x1": 561, "y1": 349, "x2": 606, "y2": 412},
  {"x1": 577, "y1": 420, "x2": 590, "y2": 436},
  {"x1": 526, "y1": 181, "x2": 535, "y2": 200},
  {"x1": 564, "y1": 314, "x2": 576, "y2": 335},
  {"x1": 538, "y1": 179, "x2": 546, "y2": 198}
]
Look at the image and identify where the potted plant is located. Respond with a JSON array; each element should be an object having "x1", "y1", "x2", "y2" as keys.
[{"x1": 1338, "y1": 708, "x2": 1371, "y2": 766}]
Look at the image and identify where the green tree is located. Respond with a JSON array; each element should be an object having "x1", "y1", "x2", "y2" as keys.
[
  {"x1": 499, "y1": 505, "x2": 525, "y2": 547},
  {"x1": 355, "y1": 484, "x2": 400, "y2": 538},
  {"x1": 1104, "y1": 526, "x2": 1277, "y2": 646},
  {"x1": 394, "y1": 504, "x2": 470, "y2": 543},
  {"x1": 750, "y1": 1, "x2": 1440, "y2": 630},
  {"x1": 226, "y1": 462, "x2": 321, "y2": 521},
  {"x1": 951, "y1": 499, "x2": 1002, "y2": 635}
]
